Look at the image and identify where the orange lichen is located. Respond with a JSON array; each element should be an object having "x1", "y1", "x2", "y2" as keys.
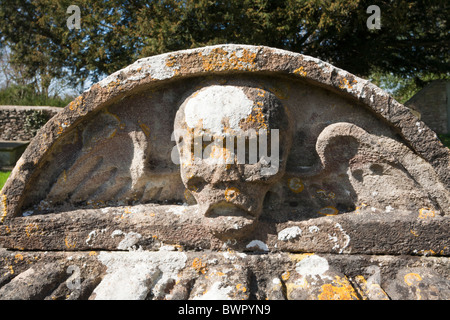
[
  {"x1": 281, "y1": 271, "x2": 290, "y2": 281},
  {"x1": 165, "y1": 56, "x2": 177, "y2": 68},
  {"x1": 192, "y1": 257, "x2": 208, "y2": 274},
  {"x1": 293, "y1": 66, "x2": 307, "y2": 77},
  {"x1": 201, "y1": 48, "x2": 257, "y2": 72},
  {"x1": 353, "y1": 275, "x2": 389, "y2": 300},
  {"x1": 3, "y1": 225, "x2": 11, "y2": 234},
  {"x1": 57, "y1": 122, "x2": 69, "y2": 135},
  {"x1": 404, "y1": 273, "x2": 423, "y2": 299},
  {"x1": 68, "y1": 95, "x2": 84, "y2": 112},
  {"x1": 243, "y1": 107, "x2": 267, "y2": 130},
  {"x1": 318, "y1": 206, "x2": 339, "y2": 216},
  {"x1": 25, "y1": 223, "x2": 39, "y2": 237},
  {"x1": 410, "y1": 230, "x2": 419, "y2": 237},
  {"x1": 354, "y1": 203, "x2": 367, "y2": 214},
  {"x1": 288, "y1": 177, "x2": 304, "y2": 193},
  {"x1": 236, "y1": 283, "x2": 247, "y2": 292},
  {"x1": 210, "y1": 145, "x2": 232, "y2": 163},
  {"x1": 0, "y1": 193, "x2": 7, "y2": 223},
  {"x1": 318, "y1": 276, "x2": 359, "y2": 300},
  {"x1": 14, "y1": 253, "x2": 24, "y2": 262},
  {"x1": 288, "y1": 253, "x2": 314, "y2": 263},
  {"x1": 338, "y1": 78, "x2": 358, "y2": 90},
  {"x1": 104, "y1": 108, "x2": 124, "y2": 131},
  {"x1": 64, "y1": 236, "x2": 76, "y2": 249},
  {"x1": 404, "y1": 273, "x2": 422, "y2": 286},
  {"x1": 7, "y1": 265, "x2": 14, "y2": 275},
  {"x1": 418, "y1": 208, "x2": 435, "y2": 220},
  {"x1": 138, "y1": 122, "x2": 151, "y2": 138},
  {"x1": 225, "y1": 187, "x2": 240, "y2": 202},
  {"x1": 165, "y1": 56, "x2": 180, "y2": 76}
]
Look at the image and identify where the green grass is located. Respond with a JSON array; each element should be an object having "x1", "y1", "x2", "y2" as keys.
[
  {"x1": 0, "y1": 171, "x2": 11, "y2": 190},
  {"x1": 438, "y1": 134, "x2": 450, "y2": 149}
]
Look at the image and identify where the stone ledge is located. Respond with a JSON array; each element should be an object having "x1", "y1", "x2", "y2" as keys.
[
  {"x1": 0, "y1": 248, "x2": 448, "y2": 300},
  {"x1": 1, "y1": 204, "x2": 448, "y2": 256}
]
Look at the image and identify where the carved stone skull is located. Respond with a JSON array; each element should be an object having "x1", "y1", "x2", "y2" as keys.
[{"x1": 174, "y1": 85, "x2": 293, "y2": 239}]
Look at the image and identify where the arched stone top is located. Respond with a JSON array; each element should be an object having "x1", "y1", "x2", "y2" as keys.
[{"x1": 1, "y1": 44, "x2": 449, "y2": 222}]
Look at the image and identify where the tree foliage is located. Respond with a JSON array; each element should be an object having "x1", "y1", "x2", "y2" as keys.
[{"x1": 0, "y1": 0, "x2": 448, "y2": 93}]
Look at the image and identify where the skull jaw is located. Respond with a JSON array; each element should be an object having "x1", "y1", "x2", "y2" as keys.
[{"x1": 200, "y1": 202, "x2": 260, "y2": 240}]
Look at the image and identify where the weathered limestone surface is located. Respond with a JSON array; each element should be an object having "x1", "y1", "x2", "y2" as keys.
[{"x1": 0, "y1": 45, "x2": 449, "y2": 300}]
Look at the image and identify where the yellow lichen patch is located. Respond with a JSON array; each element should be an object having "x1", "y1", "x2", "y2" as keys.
[
  {"x1": 404, "y1": 273, "x2": 423, "y2": 299},
  {"x1": 165, "y1": 56, "x2": 176, "y2": 68},
  {"x1": 56, "y1": 122, "x2": 69, "y2": 135},
  {"x1": 353, "y1": 275, "x2": 389, "y2": 300},
  {"x1": 138, "y1": 122, "x2": 151, "y2": 138},
  {"x1": 64, "y1": 236, "x2": 76, "y2": 249},
  {"x1": 417, "y1": 249, "x2": 438, "y2": 256},
  {"x1": 210, "y1": 270, "x2": 226, "y2": 277},
  {"x1": 317, "y1": 206, "x2": 339, "y2": 216},
  {"x1": 338, "y1": 78, "x2": 358, "y2": 90},
  {"x1": 354, "y1": 203, "x2": 367, "y2": 214},
  {"x1": 174, "y1": 244, "x2": 184, "y2": 252},
  {"x1": 103, "y1": 108, "x2": 125, "y2": 131},
  {"x1": 192, "y1": 257, "x2": 208, "y2": 274},
  {"x1": 14, "y1": 253, "x2": 24, "y2": 262},
  {"x1": 224, "y1": 187, "x2": 240, "y2": 202},
  {"x1": 285, "y1": 277, "x2": 309, "y2": 299},
  {"x1": 236, "y1": 283, "x2": 247, "y2": 293},
  {"x1": 418, "y1": 208, "x2": 435, "y2": 220},
  {"x1": 25, "y1": 223, "x2": 39, "y2": 237},
  {"x1": 404, "y1": 273, "x2": 422, "y2": 286},
  {"x1": 318, "y1": 276, "x2": 359, "y2": 300},
  {"x1": 281, "y1": 271, "x2": 290, "y2": 281},
  {"x1": 105, "y1": 79, "x2": 123, "y2": 93},
  {"x1": 243, "y1": 107, "x2": 267, "y2": 130},
  {"x1": 2, "y1": 225, "x2": 11, "y2": 234},
  {"x1": 410, "y1": 230, "x2": 419, "y2": 237},
  {"x1": 293, "y1": 66, "x2": 307, "y2": 77},
  {"x1": 288, "y1": 177, "x2": 304, "y2": 193},
  {"x1": 201, "y1": 48, "x2": 257, "y2": 72},
  {"x1": 210, "y1": 145, "x2": 232, "y2": 163},
  {"x1": 0, "y1": 193, "x2": 7, "y2": 224},
  {"x1": 165, "y1": 56, "x2": 180, "y2": 76},
  {"x1": 68, "y1": 95, "x2": 84, "y2": 113},
  {"x1": 120, "y1": 207, "x2": 132, "y2": 219},
  {"x1": 288, "y1": 253, "x2": 314, "y2": 263}
]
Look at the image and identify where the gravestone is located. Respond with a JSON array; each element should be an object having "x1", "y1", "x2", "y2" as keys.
[
  {"x1": 405, "y1": 80, "x2": 450, "y2": 135},
  {"x1": 0, "y1": 45, "x2": 449, "y2": 300}
]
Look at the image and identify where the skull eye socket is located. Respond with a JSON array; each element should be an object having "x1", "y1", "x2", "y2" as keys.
[{"x1": 186, "y1": 177, "x2": 207, "y2": 193}]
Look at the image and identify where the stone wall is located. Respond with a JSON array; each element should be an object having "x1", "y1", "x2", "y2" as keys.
[
  {"x1": 405, "y1": 81, "x2": 449, "y2": 134},
  {"x1": 0, "y1": 105, "x2": 61, "y2": 141}
]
